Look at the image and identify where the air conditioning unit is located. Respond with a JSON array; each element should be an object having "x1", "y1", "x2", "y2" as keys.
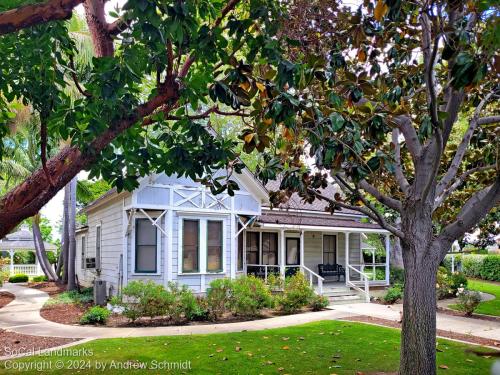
[{"x1": 94, "y1": 279, "x2": 107, "y2": 306}]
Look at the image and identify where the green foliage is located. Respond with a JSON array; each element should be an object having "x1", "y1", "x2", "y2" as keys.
[
  {"x1": 309, "y1": 294, "x2": 329, "y2": 311},
  {"x1": 389, "y1": 267, "x2": 404, "y2": 285},
  {"x1": 76, "y1": 179, "x2": 111, "y2": 206},
  {"x1": 231, "y1": 276, "x2": 273, "y2": 317},
  {"x1": 13, "y1": 251, "x2": 35, "y2": 265},
  {"x1": 8, "y1": 274, "x2": 28, "y2": 283},
  {"x1": 266, "y1": 273, "x2": 284, "y2": 291},
  {"x1": 456, "y1": 289, "x2": 481, "y2": 316},
  {"x1": 45, "y1": 287, "x2": 93, "y2": 306},
  {"x1": 0, "y1": 258, "x2": 8, "y2": 286},
  {"x1": 206, "y1": 278, "x2": 233, "y2": 320},
  {"x1": 461, "y1": 255, "x2": 485, "y2": 278},
  {"x1": 80, "y1": 306, "x2": 111, "y2": 325},
  {"x1": 384, "y1": 284, "x2": 403, "y2": 304},
  {"x1": 479, "y1": 256, "x2": 500, "y2": 281},
  {"x1": 277, "y1": 273, "x2": 315, "y2": 313},
  {"x1": 32, "y1": 275, "x2": 48, "y2": 282},
  {"x1": 450, "y1": 272, "x2": 468, "y2": 291},
  {"x1": 166, "y1": 282, "x2": 200, "y2": 324},
  {"x1": 121, "y1": 280, "x2": 171, "y2": 321}
]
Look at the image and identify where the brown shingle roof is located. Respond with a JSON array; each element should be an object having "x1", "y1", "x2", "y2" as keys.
[{"x1": 258, "y1": 210, "x2": 382, "y2": 230}]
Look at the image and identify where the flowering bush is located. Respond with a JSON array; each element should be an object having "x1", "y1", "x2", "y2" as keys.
[
  {"x1": 456, "y1": 289, "x2": 481, "y2": 316},
  {"x1": 277, "y1": 272, "x2": 315, "y2": 313},
  {"x1": 436, "y1": 268, "x2": 467, "y2": 300}
]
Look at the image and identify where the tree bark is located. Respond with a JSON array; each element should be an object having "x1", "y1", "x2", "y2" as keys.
[
  {"x1": 0, "y1": 0, "x2": 84, "y2": 35},
  {"x1": 390, "y1": 218, "x2": 404, "y2": 269},
  {"x1": 60, "y1": 183, "x2": 70, "y2": 283},
  {"x1": 83, "y1": 0, "x2": 114, "y2": 57},
  {"x1": 32, "y1": 215, "x2": 58, "y2": 281},
  {"x1": 66, "y1": 177, "x2": 77, "y2": 290}
]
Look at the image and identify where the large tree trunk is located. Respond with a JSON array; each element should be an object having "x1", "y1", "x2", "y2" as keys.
[
  {"x1": 390, "y1": 217, "x2": 404, "y2": 269},
  {"x1": 59, "y1": 183, "x2": 70, "y2": 283},
  {"x1": 399, "y1": 204, "x2": 441, "y2": 375},
  {"x1": 32, "y1": 215, "x2": 58, "y2": 281},
  {"x1": 66, "y1": 177, "x2": 77, "y2": 290}
]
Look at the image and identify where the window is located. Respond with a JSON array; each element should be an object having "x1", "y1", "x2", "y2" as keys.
[
  {"x1": 246, "y1": 232, "x2": 259, "y2": 265},
  {"x1": 207, "y1": 221, "x2": 223, "y2": 272},
  {"x1": 262, "y1": 233, "x2": 278, "y2": 265},
  {"x1": 237, "y1": 223, "x2": 243, "y2": 271},
  {"x1": 182, "y1": 220, "x2": 199, "y2": 273},
  {"x1": 286, "y1": 238, "x2": 300, "y2": 265},
  {"x1": 135, "y1": 219, "x2": 157, "y2": 273},
  {"x1": 323, "y1": 235, "x2": 337, "y2": 264},
  {"x1": 95, "y1": 225, "x2": 101, "y2": 270},
  {"x1": 81, "y1": 236, "x2": 86, "y2": 270},
  {"x1": 85, "y1": 257, "x2": 96, "y2": 269}
]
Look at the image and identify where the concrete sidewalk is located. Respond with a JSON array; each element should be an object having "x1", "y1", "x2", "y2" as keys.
[
  {"x1": 332, "y1": 302, "x2": 500, "y2": 340},
  {"x1": 0, "y1": 284, "x2": 351, "y2": 339}
]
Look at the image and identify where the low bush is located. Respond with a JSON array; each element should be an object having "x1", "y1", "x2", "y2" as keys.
[
  {"x1": 450, "y1": 272, "x2": 468, "y2": 291},
  {"x1": 309, "y1": 294, "x2": 329, "y2": 311},
  {"x1": 456, "y1": 289, "x2": 481, "y2": 316},
  {"x1": 166, "y1": 282, "x2": 200, "y2": 324},
  {"x1": 384, "y1": 284, "x2": 403, "y2": 304},
  {"x1": 45, "y1": 287, "x2": 94, "y2": 306},
  {"x1": 0, "y1": 258, "x2": 9, "y2": 287},
  {"x1": 8, "y1": 274, "x2": 29, "y2": 283},
  {"x1": 207, "y1": 278, "x2": 233, "y2": 319},
  {"x1": 32, "y1": 275, "x2": 48, "y2": 282},
  {"x1": 480, "y1": 256, "x2": 500, "y2": 281},
  {"x1": 121, "y1": 280, "x2": 171, "y2": 321},
  {"x1": 266, "y1": 273, "x2": 284, "y2": 291},
  {"x1": 80, "y1": 306, "x2": 111, "y2": 325},
  {"x1": 461, "y1": 255, "x2": 485, "y2": 278},
  {"x1": 231, "y1": 276, "x2": 273, "y2": 317},
  {"x1": 277, "y1": 273, "x2": 315, "y2": 313}
]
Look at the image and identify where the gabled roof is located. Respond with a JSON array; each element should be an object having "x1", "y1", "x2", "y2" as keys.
[{"x1": 0, "y1": 225, "x2": 57, "y2": 251}]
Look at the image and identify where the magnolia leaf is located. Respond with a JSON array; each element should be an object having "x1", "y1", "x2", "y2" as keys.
[{"x1": 374, "y1": 0, "x2": 388, "y2": 21}]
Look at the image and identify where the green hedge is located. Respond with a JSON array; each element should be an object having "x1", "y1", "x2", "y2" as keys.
[
  {"x1": 8, "y1": 274, "x2": 29, "y2": 283},
  {"x1": 443, "y1": 254, "x2": 500, "y2": 281}
]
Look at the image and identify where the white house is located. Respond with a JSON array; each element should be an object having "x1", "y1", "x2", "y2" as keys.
[{"x1": 75, "y1": 170, "x2": 391, "y2": 301}]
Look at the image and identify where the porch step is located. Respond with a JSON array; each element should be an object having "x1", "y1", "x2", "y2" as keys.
[{"x1": 327, "y1": 294, "x2": 365, "y2": 305}]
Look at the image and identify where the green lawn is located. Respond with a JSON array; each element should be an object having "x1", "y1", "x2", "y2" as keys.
[
  {"x1": 1, "y1": 321, "x2": 497, "y2": 374},
  {"x1": 461, "y1": 279, "x2": 500, "y2": 316}
]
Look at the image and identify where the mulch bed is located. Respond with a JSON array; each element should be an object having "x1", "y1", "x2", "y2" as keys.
[
  {"x1": 343, "y1": 315, "x2": 500, "y2": 348},
  {"x1": 0, "y1": 330, "x2": 78, "y2": 357},
  {"x1": 27, "y1": 281, "x2": 67, "y2": 296},
  {"x1": 437, "y1": 306, "x2": 500, "y2": 322},
  {"x1": 0, "y1": 292, "x2": 15, "y2": 309},
  {"x1": 40, "y1": 303, "x2": 90, "y2": 325}
]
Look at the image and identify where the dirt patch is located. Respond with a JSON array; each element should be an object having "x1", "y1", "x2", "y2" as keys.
[
  {"x1": 0, "y1": 292, "x2": 14, "y2": 309},
  {"x1": 40, "y1": 303, "x2": 89, "y2": 325},
  {"x1": 343, "y1": 315, "x2": 500, "y2": 348},
  {"x1": 27, "y1": 282, "x2": 67, "y2": 296},
  {"x1": 0, "y1": 330, "x2": 78, "y2": 357},
  {"x1": 437, "y1": 306, "x2": 500, "y2": 322}
]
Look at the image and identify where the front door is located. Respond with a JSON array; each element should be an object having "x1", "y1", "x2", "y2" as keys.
[{"x1": 286, "y1": 238, "x2": 300, "y2": 265}]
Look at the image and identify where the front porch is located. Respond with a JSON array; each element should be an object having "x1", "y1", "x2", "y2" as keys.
[{"x1": 239, "y1": 224, "x2": 391, "y2": 301}]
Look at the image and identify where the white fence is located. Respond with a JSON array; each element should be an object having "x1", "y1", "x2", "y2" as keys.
[{"x1": 2, "y1": 264, "x2": 41, "y2": 276}]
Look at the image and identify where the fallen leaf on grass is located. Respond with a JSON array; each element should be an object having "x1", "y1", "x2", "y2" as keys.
[
  {"x1": 278, "y1": 368, "x2": 284, "y2": 372},
  {"x1": 282, "y1": 346, "x2": 290, "y2": 350},
  {"x1": 235, "y1": 347, "x2": 241, "y2": 352},
  {"x1": 216, "y1": 348, "x2": 223, "y2": 353},
  {"x1": 282, "y1": 337, "x2": 290, "y2": 341},
  {"x1": 439, "y1": 365, "x2": 449, "y2": 370}
]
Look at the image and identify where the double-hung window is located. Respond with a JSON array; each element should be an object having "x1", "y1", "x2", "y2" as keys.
[
  {"x1": 246, "y1": 232, "x2": 259, "y2": 265},
  {"x1": 262, "y1": 232, "x2": 278, "y2": 265},
  {"x1": 135, "y1": 218, "x2": 158, "y2": 273},
  {"x1": 95, "y1": 225, "x2": 101, "y2": 270},
  {"x1": 181, "y1": 218, "x2": 224, "y2": 273},
  {"x1": 81, "y1": 236, "x2": 86, "y2": 270}
]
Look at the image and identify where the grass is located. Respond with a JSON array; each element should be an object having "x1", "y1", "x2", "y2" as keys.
[
  {"x1": 1, "y1": 321, "x2": 497, "y2": 374},
  {"x1": 450, "y1": 279, "x2": 500, "y2": 317},
  {"x1": 44, "y1": 288, "x2": 93, "y2": 306}
]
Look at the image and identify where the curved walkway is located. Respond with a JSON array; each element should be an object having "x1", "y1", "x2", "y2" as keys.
[
  {"x1": 0, "y1": 284, "x2": 350, "y2": 339},
  {"x1": 1, "y1": 284, "x2": 499, "y2": 341}
]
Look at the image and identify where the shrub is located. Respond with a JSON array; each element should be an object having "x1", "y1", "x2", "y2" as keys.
[
  {"x1": 80, "y1": 306, "x2": 111, "y2": 325},
  {"x1": 456, "y1": 289, "x2": 481, "y2": 316},
  {"x1": 189, "y1": 296, "x2": 210, "y2": 321},
  {"x1": 309, "y1": 294, "x2": 329, "y2": 311},
  {"x1": 45, "y1": 287, "x2": 94, "y2": 306},
  {"x1": 8, "y1": 274, "x2": 29, "y2": 283},
  {"x1": 166, "y1": 282, "x2": 200, "y2": 324},
  {"x1": 121, "y1": 280, "x2": 171, "y2": 321},
  {"x1": 384, "y1": 284, "x2": 403, "y2": 304},
  {"x1": 207, "y1": 278, "x2": 233, "y2": 319},
  {"x1": 32, "y1": 275, "x2": 48, "y2": 282},
  {"x1": 480, "y1": 256, "x2": 500, "y2": 281},
  {"x1": 436, "y1": 267, "x2": 454, "y2": 300},
  {"x1": 450, "y1": 272, "x2": 468, "y2": 291},
  {"x1": 266, "y1": 273, "x2": 284, "y2": 291},
  {"x1": 231, "y1": 276, "x2": 273, "y2": 317},
  {"x1": 389, "y1": 267, "x2": 404, "y2": 285},
  {"x1": 461, "y1": 255, "x2": 485, "y2": 278},
  {"x1": 0, "y1": 258, "x2": 9, "y2": 287},
  {"x1": 277, "y1": 273, "x2": 315, "y2": 313}
]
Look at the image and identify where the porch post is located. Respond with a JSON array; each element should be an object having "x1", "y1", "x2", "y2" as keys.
[
  {"x1": 385, "y1": 233, "x2": 390, "y2": 285},
  {"x1": 345, "y1": 233, "x2": 350, "y2": 283},
  {"x1": 9, "y1": 249, "x2": 14, "y2": 275},
  {"x1": 230, "y1": 212, "x2": 236, "y2": 279},
  {"x1": 300, "y1": 230, "x2": 304, "y2": 267},
  {"x1": 280, "y1": 229, "x2": 285, "y2": 278}
]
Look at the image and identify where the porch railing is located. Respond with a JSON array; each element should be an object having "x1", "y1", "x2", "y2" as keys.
[
  {"x1": 2, "y1": 264, "x2": 40, "y2": 276},
  {"x1": 346, "y1": 264, "x2": 370, "y2": 302},
  {"x1": 358, "y1": 263, "x2": 387, "y2": 282},
  {"x1": 300, "y1": 265, "x2": 324, "y2": 295}
]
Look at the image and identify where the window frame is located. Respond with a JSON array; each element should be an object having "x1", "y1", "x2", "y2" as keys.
[
  {"x1": 245, "y1": 231, "x2": 260, "y2": 265},
  {"x1": 134, "y1": 218, "x2": 159, "y2": 274},
  {"x1": 95, "y1": 224, "x2": 102, "y2": 271},
  {"x1": 132, "y1": 217, "x2": 162, "y2": 275},
  {"x1": 286, "y1": 237, "x2": 300, "y2": 265},
  {"x1": 178, "y1": 216, "x2": 226, "y2": 275},
  {"x1": 81, "y1": 235, "x2": 86, "y2": 270},
  {"x1": 206, "y1": 220, "x2": 224, "y2": 273},
  {"x1": 261, "y1": 232, "x2": 278, "y2": 265},
  {"x1": 322, "y1": 234, "x2": 338, "y2": 265}
]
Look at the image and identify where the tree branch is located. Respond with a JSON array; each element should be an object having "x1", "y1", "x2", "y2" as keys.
[
  {"x1": 358, "y1": 179, "x2": 402, "y2": 212},
  {"x1": 0, "y1": 0, "x2": 83, "y2": 35},
  {"x1": 434, "y1": 164, "x2": 495, "y2": 209},
  {"x1": 308, "y1": 188, "x2": 405, "y2": 238},
  {"x1": 436, "y1": 90, "x2": 497, "y2": 198},
  {"x1": 420, "y1": 12, "x2": 440, "y2": 127},
  {"x1": 478, "y1": 115, "x2": 500, "y2": 126},
  {"x1": 391, "y1": 128, "x2": 410, "y2": 195},
  {"x1": 69, "y1": 55, "x2": 92, "y2": 98},
  {"x1": 437, "y1": 177, "x2": 500, "y2": 256},
  {"x1": 107, "y1": 17, "x2": 131, "y2": 36},
  {"x1": 392, "y1": 115, "x2": 422, "y2": 160}
]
